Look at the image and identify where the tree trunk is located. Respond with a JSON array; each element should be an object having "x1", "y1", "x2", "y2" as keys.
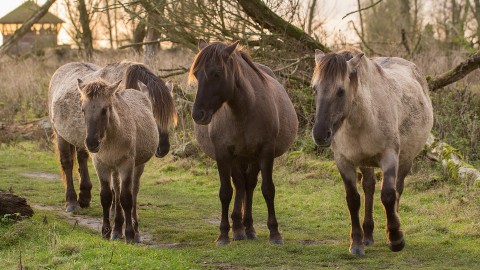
[
  {"x1": 0, "y1": 192, "x2": 34, "y2": 217},
  {"x1": 0, "y1": 0, "x2": 57, "y2": 58},
  {"x1": 427, "y1": 51, "x2": 480, "y2": 91},
  {"x1": 105, "y1": 0, "x2": 114, "y2": 49},
  {"x1": 78, "y1": 0, "x2": 94, "y2": 59},
  {"x1": 132, "y1": 20, "x2": 147, "y2": 53},
  {"x1": 236, "y1": 0, "x2": 330, "y2": 52}
]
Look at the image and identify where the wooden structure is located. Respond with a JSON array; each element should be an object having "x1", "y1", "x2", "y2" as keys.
[{"x1": 0, "y1": 1, "x2": 63, "y2": 55}]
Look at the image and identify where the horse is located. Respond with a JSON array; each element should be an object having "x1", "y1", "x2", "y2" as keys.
[
  {"x1": 311, "y1": 48, "x2": 433, "y2": 255},
  {"x1": 48, "y1": 61, "x2": 176, "y2": 212},
  {"x1": 76, "y1": 79, "x2": 157, "y2": 243},
  {"x1": 189, "y1": 40, "x2": 298, "y2": 245}
]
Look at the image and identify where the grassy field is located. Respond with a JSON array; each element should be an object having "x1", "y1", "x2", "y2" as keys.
[{"x1": 1, "y1": 142, "x2": 480, "y2": 269}]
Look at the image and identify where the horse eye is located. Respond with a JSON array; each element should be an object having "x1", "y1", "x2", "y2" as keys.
[
  {"x1": 337, "y1": 88, "x2": 345, "y2": 97},
  {"x1": 101, "y1": 108, "x2": 107, "y2": 115},
  {"x1": 213, "y1": 71, "x2": 221, "y2": 78}
]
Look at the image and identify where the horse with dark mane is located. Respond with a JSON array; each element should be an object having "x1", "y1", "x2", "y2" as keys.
[
  {"x1": 48, "y1": 61, "x2": 177, "y2": 212},
  {"x1": 190, "y1": 40, "x2": 298, "y2": 245},
  {"x1": 311, "y1": 48, "x2": 433, "y2": 254}
]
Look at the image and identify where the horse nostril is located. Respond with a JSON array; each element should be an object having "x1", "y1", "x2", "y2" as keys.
[
  {"x1": 326, "y1": 129, "x2": 333, "y2": 140},
  {"x1": 198, "y1": 110, "x2": 206, "y2": 120}
]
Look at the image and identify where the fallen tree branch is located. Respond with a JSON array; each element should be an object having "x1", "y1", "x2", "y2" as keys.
[
  {"x1": 236, "y1": 0, "x2": 330, "y2": 52},
  {"x1": 117, "y1": 38, "x2": 170, "y2": 49},
  {"x1": 0, "y1": 0, "x2": 57, "y2": 58},
  {"x1": 342, "y1": 0, "x2": 384, "y2": 20},
  {"x1": 427, "y1": 51, "x2": 480, "y2": 91},
  {"x1": 425, "y1": 134, "x2": 480, "y2": 184}
]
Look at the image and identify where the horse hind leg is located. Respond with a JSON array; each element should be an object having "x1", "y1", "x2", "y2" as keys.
[
  {"x1": 243, "y1": 163, "x2": 260, "y2": 240},
  {"x1": 76, "y1": 147, "x2": 92, "y2": 208},
  {"x1": 259, "y1": 151, "x2": 283, "y2": 245},
  {"x1": 132, "y1": 164, "x2": 145, "y2": 243},
  {"x1": 56, "y1": 134, "x2": 80, "y2": 212},
  {"x1": 360, "y1": 167, "x2": 376, "y2": 247},
  {"x1": 396, "y1": 161, "x2": 412, "y2": 213},
  {"x1": 231, "y1": 162, "x2": 247, "y2": 241}
]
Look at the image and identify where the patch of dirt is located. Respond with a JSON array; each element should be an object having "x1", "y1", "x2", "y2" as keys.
[
  {"x1": 298, "y1": 239, "x2": 341, "y2": 245},
  {"x1": 20, "y1": 172, "x2": 59, "y2": 181},
  {"x1": 32, "y1": 203, "x2": 155, "y2": 245}
]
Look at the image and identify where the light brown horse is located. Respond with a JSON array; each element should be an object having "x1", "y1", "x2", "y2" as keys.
[
  {"x1": 311, "y1": 48, "x2": 433, "y2": 254},
  {"x1": 48, "y1": 62, "x2": 176, "y2": 212},
  {"x1": 190, "y1": 40, "x2": 298, "y2": 245},
  {"x1": 77, "y1": 79, "x2": 157, "y2": 243}
]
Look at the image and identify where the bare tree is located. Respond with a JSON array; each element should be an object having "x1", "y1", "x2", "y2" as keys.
[{"x1": 78, "y1": 0, "x2": 94, "y2": 59}]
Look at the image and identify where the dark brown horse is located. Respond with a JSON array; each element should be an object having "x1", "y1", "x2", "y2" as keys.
[
  {"x1": 311, "y1": 49, "x2": 433, "y2": 254},
  {"x1": 49, "y1": 62, "x2": 177, "y2": 212},
  {"x1": 190, "y1": 40, "x2": 298, "y2": 245}
]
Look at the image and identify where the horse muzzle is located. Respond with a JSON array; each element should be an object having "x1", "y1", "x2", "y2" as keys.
[
  {"x1": 192, "y1": 109, "x2": 213, "y2": 125},
  {"x1": 85, "y1": 138, "x2": 101, "y2": 153},
  {"x1": 312, "y1": 126, "x2": 333, "y2": 147},
  {"x1": 155, "y1": 145, "x2": 169, "y2": 158}
]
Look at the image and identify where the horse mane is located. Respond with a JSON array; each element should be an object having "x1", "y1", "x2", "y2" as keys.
[
  {"x1": 80, "y1": 79, "x2": 111, "y2": 99},
  {"x1": 313, "y1": 48, "x2": 361, "y2": 90},
  {"x1": 188, "y1": 41, "x2": 267, "y2": 84},
  {"x1": 124, "y1": 64, "x2": 177, "y2": 131}
]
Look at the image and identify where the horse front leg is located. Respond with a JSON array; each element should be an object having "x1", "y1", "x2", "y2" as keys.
[
  {"x1": 231, "y1": 162, "x2": 246, "y2": 241},
  {"x1": 111, "y1": 170, "x2": 124, "y2": 240},
  {"x1": 335, "y1": 155, "x2": 364, "y2": 255},
  {"x1": 93, "y1": 158, "x2": 113, "y2": 239},
  {"x1": 56, "y1": 135, "x2": 79, "y2": 212},
  {"x1": 244, "y1": 163, "x2": 260, "y2": 240},
  {"x1": 381, "y1": 153, "x2": 404, "y2": 252},
  {"x1": 215, "y1": 156, "x2": 233, "y2": 246},
  {"x1": 132, "y1": 164, "x2": 145, "y2": 243},
  {"x1": 119, "y1": 160, "x2": 135, "y2": 243},
  {"x1": 360, "y1": 167, "x2": 376, "y2": 246},
  {"x1": 76, "y1": 147, "x2": 92, "y2": 208},
  {"x1": 259, "y1": 147, "x2": 283, "y2": 245}
]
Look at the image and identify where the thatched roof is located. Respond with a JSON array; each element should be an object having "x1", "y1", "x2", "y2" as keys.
[{"x1": 0, "y1": 1, "x2": 64, "y2": 24}]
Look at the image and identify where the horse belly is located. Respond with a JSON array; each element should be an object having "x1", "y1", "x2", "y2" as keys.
[{"x1": 50, "y1": 90, "x2": 86, "y2": 148}]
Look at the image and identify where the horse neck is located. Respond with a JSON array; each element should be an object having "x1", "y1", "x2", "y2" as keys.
[
  {"x1": 105, "y1": 97, "x2": 124, "y2": 140},
  {"x1": 225, "y1": 56, "x2": 259, "y2": 119},
  {"x1": 345, "y1": 60, "x2": 383, "y2": 128}
]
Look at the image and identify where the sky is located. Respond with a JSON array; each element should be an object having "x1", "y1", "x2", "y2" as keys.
[{"x1": 0, "y1": 0, "x2": 360, "y2": 46}]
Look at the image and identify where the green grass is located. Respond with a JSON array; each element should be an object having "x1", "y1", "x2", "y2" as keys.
[{"x1": 1, "y1": 142, "x2": 480, "y2": 269}]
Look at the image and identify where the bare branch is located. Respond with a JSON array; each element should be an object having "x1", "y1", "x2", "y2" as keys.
[{"x1": 342, "y1": 0, "x2": 384, "y2": 20}]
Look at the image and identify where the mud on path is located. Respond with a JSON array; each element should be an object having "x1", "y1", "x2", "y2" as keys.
[{"x1": 24, "y1": 171, "x2": 190, "y2": 249}]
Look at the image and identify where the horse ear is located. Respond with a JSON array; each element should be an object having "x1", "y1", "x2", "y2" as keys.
[
  {"x1": 165, "y1": 81, "x2": 174, "y2": 93},
  {"x1": 315, "y1": 49, "x2": 325, "y2": 64},
  {"x1": 77, "y1": 79, "x2": 86, "y2": 97},
  {"x1": 347, "y1": 53, "x2": 364, "y2": 73},
  {"x1": 198, "y1": 39, "x2": 208, "y2": 50},
  {"x1": 137, "y1": 81, "x2": 149, "y2": 95},
  {"x1": 108, "y1": 80, "x2": 122, "y2": 96},
  {"x1": 224, "y1": 40, "x2": 239, "y2": 57}
]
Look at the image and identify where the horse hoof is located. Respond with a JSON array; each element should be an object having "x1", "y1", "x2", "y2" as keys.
[
  {"x1": 66, "y1": 203, "x2": 80, "y2": 212},
  {"x1": 269, "y1": 236, "x2": 284, "y2": 245},
  {"x1": 78, "y1": 200, "x2": 90, "y2": 208},
  {"x1": 134, "y1": 233, "x2": 142, "y2": 244},
  {"x1": 246, "y1": 231, "x2": 258, "y2": 240},
  {"x1": 389, "y1": 239, "x2": 405, "y2": 252},
  {"x1": 349, "y1": 245, "x2": 365, "y2": 255},
  {"x1": 233, "y1": 231, "x2": 247, "y2": 241},
  {"x1": 364, "y1": 239, "x2": 374, "y2": 246},
  {"x1": 215, "y1": 237, "x2": 231, "y2": 246},
  {"x1": 111, "y1": 232, "x2": 124, "y2": 240}
]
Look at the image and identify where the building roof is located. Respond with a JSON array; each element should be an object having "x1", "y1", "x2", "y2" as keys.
[{"x1": 0, "y1": 1, "x2": 64, "y2": 24}]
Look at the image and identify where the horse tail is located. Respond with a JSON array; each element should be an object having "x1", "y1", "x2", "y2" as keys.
[{"x1": 124, "y1": 64, "x2": 177, "y2": 132}]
